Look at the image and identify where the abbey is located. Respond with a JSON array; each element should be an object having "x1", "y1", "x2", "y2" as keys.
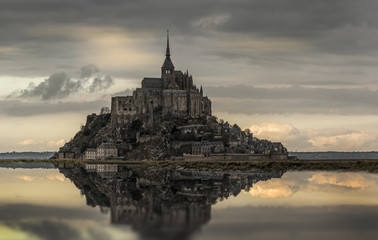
[
  {"x1": 111, "y1": 32, "x2": 211, "y2": 130},
  {"x1": 56, "y1": 32, "x2": 290, "y2": 160}
]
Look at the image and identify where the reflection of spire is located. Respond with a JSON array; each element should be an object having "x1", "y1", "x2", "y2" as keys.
[{"x1": 166, "y1": 29, "x2": 170, "y2": 57}]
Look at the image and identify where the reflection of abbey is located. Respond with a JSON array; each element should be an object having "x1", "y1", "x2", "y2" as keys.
[
  {"x1": 59, "y1": 164, "x2": 285, "y2": 240},
  {"x1": 111, "y1": 32, "x2": 211, "y2": 129}
]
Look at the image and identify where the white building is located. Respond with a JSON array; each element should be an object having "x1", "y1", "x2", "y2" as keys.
[
  {"x1": 84, "y1": 148, "x2": 97, "y2": 160},
  {"x1": 96, "y1": 143, "x2": 118, "y2": 160}
]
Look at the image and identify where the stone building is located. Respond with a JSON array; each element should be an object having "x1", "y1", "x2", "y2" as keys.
[
  {"x1": 111, "y1": 32, "x2": 212, "y2": 137},
  {"x1": 84, "y1": 148, "x2": 96, "y2": 160},
  {"x1": 96, "y1": 143, "x2": 118, "y2": 160},
  {"x1": 192, "y1": 141, "x2": 211, "y2": 156}
]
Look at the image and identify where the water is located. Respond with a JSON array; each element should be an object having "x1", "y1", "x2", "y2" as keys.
[{"x1": 1, "y1": 163, "x2": 378, "y2": 240}]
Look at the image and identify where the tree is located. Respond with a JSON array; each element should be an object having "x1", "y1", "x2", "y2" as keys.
[{"x1": 100, "y1": 107, "x2": 110, "y2": 115}]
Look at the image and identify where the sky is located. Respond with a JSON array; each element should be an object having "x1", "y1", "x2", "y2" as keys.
[{"x1": 1, "y1": 0, "x2": 378, "y2": 151}]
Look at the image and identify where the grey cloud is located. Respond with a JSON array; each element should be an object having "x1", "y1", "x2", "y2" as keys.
[
  {"x1": 112, "y1": 88, "x2": 134, "y2": 97},
  {"x1": 0, "y1": 99, "x2": 108, "y2": 116},
  {"x1": 1, "y1": 1, "x2": 377, "y2": 54},
  {"x1": 10, "y1": 220, "x2": 113, "y2": 240},
  {"x1": 16, "y1": 72, "x2": 81, "y2": 100},
  {"x1": 0, "y1": 204, "x2": 112, "y2": 240},
  {"x1": 1, "y1": 0, "x2": 378, "y2": 89},
  {"x1": 89, "y1": 75, "x2": 114, "y2": 93},
  {"x1": 10, "y1": 65, "x2": 114, "y2": 100},
  {"x1": 0, "y1": 204, "x2": 104, "y2": 222},
  {"x1": 12, "y1": 220, "x2": 82, "y2": 240},
  {"x1": 207, "y1": 85, "x2": 378, "y2": 115},
  {"x1": 80, "y1": 64, "x2": 100, "y2": 79}
]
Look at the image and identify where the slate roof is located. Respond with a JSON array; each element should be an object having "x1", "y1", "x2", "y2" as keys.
[
  {"x1": 162, "y1": 56, "x2": 175, "y2": 69},
  {"x1": 142, "y1": 78, "x2": 162, "y2": 82}
]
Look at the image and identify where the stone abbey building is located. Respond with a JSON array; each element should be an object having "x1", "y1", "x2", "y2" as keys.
[{"x1": 111, "y1": 33, "x2": 212, "y2": 133}]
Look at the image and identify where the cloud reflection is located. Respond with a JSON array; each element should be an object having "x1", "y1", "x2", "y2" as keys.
[
  {"x1": 248, "y1": 172, "x2": 377, "y2": 200},
  {"x1": 17, "y1": 174, "x2": 66, "y2": 182},
  {"x1": 248, "y1": 179, "x2": 297, "y2": 199},
  {"x1": 307, "y1": 172, "x2": 375, "y2": 189}
]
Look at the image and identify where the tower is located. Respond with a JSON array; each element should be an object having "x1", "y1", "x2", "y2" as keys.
[{"x1": 161, "y1": 30, "x2": 175, "y2": 84}]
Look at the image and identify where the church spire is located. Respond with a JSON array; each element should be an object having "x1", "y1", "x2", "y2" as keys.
[
  {"x1": 166, "y1": 30, "x2": 170, "y2": 57},
  {"x1": 162, "y1": 30, "x2": 175, "y2": 76}
]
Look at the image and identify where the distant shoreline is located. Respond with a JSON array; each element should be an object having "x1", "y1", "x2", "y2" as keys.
[{"x1": 1, "y1": 158, "x2": 378, "y2": 172}]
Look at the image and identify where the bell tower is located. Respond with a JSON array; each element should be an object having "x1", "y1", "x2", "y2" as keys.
[{"x1": 161, "y1": 30, "x2": 175, "y2": 85}]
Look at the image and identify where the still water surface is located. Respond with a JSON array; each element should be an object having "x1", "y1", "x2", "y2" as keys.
[{"x1": 0, "y1": 164, "x2": 378, "y2": 240}]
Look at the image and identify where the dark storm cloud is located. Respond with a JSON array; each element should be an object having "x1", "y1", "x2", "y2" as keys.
[
  {"x1": 1, "y1": 0, "x2": 378, "y2": 90},
  {"x1": 207, "y1": 85, "x2": 378, "y2": 115},
  {"x1": 1, "y1": 0, "x2": 378, "y2": 54},
  {"x1": 0, "y1": 99, "x2": 108, "y2": 116}
]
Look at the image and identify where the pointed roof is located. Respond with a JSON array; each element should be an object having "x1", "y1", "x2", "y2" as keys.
[{"x1": 162, "y1": 30, "x2": 175, "y2": 69}]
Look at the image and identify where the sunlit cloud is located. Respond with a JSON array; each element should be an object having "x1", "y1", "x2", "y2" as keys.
[
  {"x1": 17, "y1": 175, "x2": 37, "y2": 182},
  {"x1": 17, "y1": 174, "x2": 66, "y2": 182},
  {"x1": 249, "y1": 122, "x2": 299, "y2": 142},
  {"x1": 0, "y1": 47, "x2": 21, "y2": 55},
  {"x1": 307, "y1": 172, "x2": 375, "y2": 189},
  {"x1": 248, "y1": 179, "x2": 297, "y2": 199},
  {"x1": 308, "y1": 132, "x2": 376, "y2": 151},
  {"x1": 249, "y1": 122, "x2": 377, "y2": 151},
  {"x1": 17, "y1": 139, "x2": 37, "y2": 146},
  {"x1": 47, "y1": 139, "x2": 66, "y2": 148}
]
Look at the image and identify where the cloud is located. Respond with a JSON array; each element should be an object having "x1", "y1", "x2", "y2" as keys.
[
  {"x1": 249, "y1": 179, "x2": 297, "y2": 199},
  {"x1": 192, "y1": 13, "x2": 230, "y2": 29},
  {"x1": 0, "y1": 204, "x2": 104, "y2": 222},
  {"x1": 9, "y1": 65, "x2": 114, "y2": 101},
  {"x1": 111, "y1": 88, "x2": 134, "y2": 96},
  {"x1": 89, "y1": 76, "x2": 114, "y2": 93},
  {"x1": 47, "y1": 139, "x2": 66, "y2": 148},
  {"x1": 200, "y1": 205, "x2": 378, "y2": 240},
  {"x1": 17, "y1": 175, "x2": 37, "y2": 182},
  {"x1": 0, "y1": 99, "x2": 108, "y2": 116},
  {"x1": 308, "y1": 132, "x2": 375, "y2": 151},
  {"x1": 80, "y1": 64, "x2": 100, "y2": 79},
  {"x1": 250, "y1": 122, "x2": 299, "y2": 142},
  {"x1": 208, "y1": 85, "x2": 378, "y2": 115},
  {"x1": 1, "y1": 1, "x2": 378, "y2": 79},
  {"x1": 0, "y1": 204, "x2": 117, "y2": 240},
  {"x1": 17, "y1": 139, "x2": 37, "y2": 146},
  {"x1": 17, "y1": 174, "x2": 66, "y2": 182},
  {"x1": 16, "y1": 72, "x2": 80, "y2": 100},
  {"x1": 249, "y1": 122, "x2": 377, "y2": 151},
  {"x1": 9, "y1": 220, "x2": 82, "y2": 240},
  {"x1": 308, "y1": 172, "x2": 375, "y2": 189}
]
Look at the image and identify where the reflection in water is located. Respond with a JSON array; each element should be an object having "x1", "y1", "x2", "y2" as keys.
[{"x1": 59, "y1": 164, "x2": 285, "y2": 240}]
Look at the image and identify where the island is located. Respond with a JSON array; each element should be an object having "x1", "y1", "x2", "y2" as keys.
[{"x1": 55, "y1": 32, "x2": 289, "y2": 161}]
